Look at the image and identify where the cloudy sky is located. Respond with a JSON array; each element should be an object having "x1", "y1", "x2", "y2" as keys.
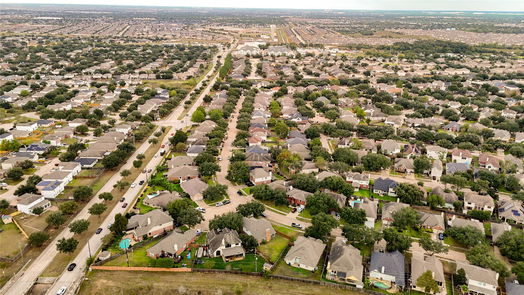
[{"x1": 1, "y1": 0, "x2": 523, "y2": 11}]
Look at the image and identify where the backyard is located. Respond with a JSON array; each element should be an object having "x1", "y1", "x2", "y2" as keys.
[
  {"x1": 79, "y1": 270, "x2": 364, "y2": 295},
  {"x1": 257, "y1": 235, "x2": 289, "y2": 263},
  {"x1": 0, "y1": 221, "x2": 26, "y2": 258}
]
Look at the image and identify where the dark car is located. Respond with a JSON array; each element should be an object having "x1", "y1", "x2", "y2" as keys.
[
  {"x1": 291, "y1": 207, "x2": 297, "y2": 213},
  {"x1": 67, "y1": 263, "x2": 77, "y2": 271},
  {"x1": 223, "y1": 199, "x2": 231, "y2": 205},
  {"x1": 139, "y1": 180, "x2": 145, "y2": 185},
  {"x1": 122, "y1": 202, "x2": 128, "y2": 208},
  {"x1": 120, "y1": 197, "x2": 125, "y2": 202},
  {"x1": 291, "y1": 223, "x2": 302, "y2": 229},
  {"x1": 237, "y1": 190, "x2": 243, "y2": 196},
  {"x1": 95, "y1": 228, "x2": 103, "y2": 234}
]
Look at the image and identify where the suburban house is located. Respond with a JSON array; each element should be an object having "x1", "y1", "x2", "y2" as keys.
[
  {"x1": 381, "y1": 140, "x2": 401, "y2": 155},
  {"x1": 419, "y1": 211, "x2": 445, "y2": 234},
  {"x1": 16, "y1": 193, "x2": 51, "y2": 215},
  {"x1": 369, "y1": 251, "x2": 405, "y2": 290},
  {"x1": 451, "y1": 149, "x2": 472, "y2": 164},
  {"x1": 16, "y1": 121, "x2": 38, "y2": 132},
  {"x1": 54, "y1": 161, "x2": 81, "y2": 176},
  {"x1": 146, "y1": 229, "x2": 197, "y2": 258},
  {"x1": 284, "y1": 236, "x2": 326, "y2": 271},
  {"x1": 431, "y1": 186, "x2": 459, "y2": 209},
  {"x1": 352, "y1": 198, "x2": 378, "y2": 228},
  {"x1": 249, "y1": 168, "x2": 272, "y2": 185},
  {"x1": 393, "y1": 158, "x2": 414, "y2": 173},
  {"x1": 373, "y1": 178, "x2": 397, "y2": 196},
  {"x1": 431, "y1": 159, "x2": 443, "y2": 180},
  {"x1": 287, "y1": 188, "x2": 312, "y2": 206},
  {"x1": 207, "y1": 228, "x2": 245, "y2": 262},
  {"x1": 491, "y1": 222, "x2": 511, "y2": 242},
  {"x1": 426, "y1": 145, "x2": 448, "y2": 160},
  {"x1": 463, "y1": 191, "x2": 495, "y2": 214},
  {"x1": 242, "y1": 217, "x2": 276, "y2": 243},
  {"x1": 180, "y1": 178, "x2": 208, "y2": 201},
  {"x1": 345, "y1": 172, "x2": 370, "y2": 189},
  {"x1": 326, "y1": 239, "x2": 363, "y2": 288},
  {"x1": 497, "y1": 195, "x2": 524, "y2": 224},
  {"x1": 143, "y1": 191, "x2": 181, "y2": 210},
  {"x1": 411, "y1": 253, "x2": 445, "y2": 294},
  {"x1": 455, "y1": 262, "x2": 498, "y2": 295},
  {"x1": 382, "y1": 202, "x2": 409, "y2": 226},
  {"x1": 36, "y1": 180, "x2": 64, "y2": 198},
  {"x1": 126, "y1": 209, "x2": 174, "y2": 242},
  {"x1": 167, "y1": 165, "x2": 199, "y2": 182},
  {"x1": 448, "y1": 216, "x2": 485, "y2": 234},
  {"x1": 478, "y1": 153, "x2": 500, "y2": 172}
]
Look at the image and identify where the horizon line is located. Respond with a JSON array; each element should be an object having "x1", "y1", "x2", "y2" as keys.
[{"x1": 1, "y1": 2, "x2": 524, "y2": 13}]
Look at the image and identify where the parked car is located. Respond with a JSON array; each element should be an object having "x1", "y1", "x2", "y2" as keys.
[
  {"x1": 0, "y1": 182, "x2": 7, "y2": 188},
  {"x1": 291, "y1": 223, "x2": 302, "y2": 229},
  {"x1": 297, "y1": 206, "x2": 304, "y2": 213},
  {"x1": 291, "y1": 207, "x2": 297, "y2": 213},
  {"x1": 95, "y1": 228, "x2": 103, "y2": 234},
  {"x1": 223, "y1": 199, "x2": 231, "y2": 205},
  {"x1": 237, "y1": 190, "x2": 243, "y2": 196},
  {"x1": 56, "y1": 287, "x2": 67, "y2": 295},
  {"x1": 196, "y1": 207, "x2": 206, "y2": 213},
  {"x1": 122, "y1": 203, "x2": 128, "y2": 208},
  {"x1": 67, "y1": 263, "x2": 77, "y2": 271},
  {"x1": 139, "y1": 180, "x2": 145, "y2": 185},
  {"x1": 120, "y1": 197, "x2": 125, "y2": 202},
  {"x1": 130, "y1": 183, "x2": 136, "y2": 188},
  {"x1": 148, "y1": 169, "x2": 152, "y2": 173},
  {"x1": 215, "y1": 202, "x2": 223, "y2": 207},
  {"x1": 142, "y1": 169, "x2": 146, "y2": 173}
]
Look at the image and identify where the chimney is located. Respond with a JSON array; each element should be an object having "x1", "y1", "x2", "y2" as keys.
[{"x1": 265, "y1": 228, "x2": 271, "y2": 242}]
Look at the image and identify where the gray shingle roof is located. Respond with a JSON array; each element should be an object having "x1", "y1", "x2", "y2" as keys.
[{"x1": 370, "y1": 251, "x2": 405, "y2": 287}]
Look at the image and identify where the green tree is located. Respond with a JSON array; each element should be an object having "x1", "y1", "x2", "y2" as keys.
[
  {"x1": 391, "y1": 207, "x2": 420, "y2": 230},
  {"x1": 169, "y1": 130, "x2": 188, "y2": 146},
  {"x1": 306, "y1": 191, "x2": 339, "y2": 215},
  {"x1": 111, "y1": 213, "x2": 128, "y2": 235},
  {"x1": 416, "y1": 270, "x2": 440, "y2": 294},
  {"x1": 496, "y1": 229, "x2": 524, "y2": 261},
  {"x1": 226, "y1": 161, "x2": 250, "y2": 184},
  {"x1": 59, "y1": 201, "x2": 78, "y2": 215},
  {"x1": 133, "y1": 160, "x2": 143, "y2": 168},
  {"x1": 98, "y1": 192, "x2": 113, "y2": 202},
  {"x1": 332, "y1": 148, "x2": 358, "y2": 166},
  {"x1": 342, "y1": 224, "x2": 382, "y2": 247},
  {"x1": 46, "y1": 211, "x2": 66, "y2": 228},
  {"x1": 445, "y1": 226, "x2": 485, "y2": 248},
  {"x1": 419, "y1": 235, "x2": 449, "y2": 255},
  {"x1": 274, "y1": 120, "x2": 289, "y2": 138},
  {"x1": 166, "y1": 199, "x2": 203, "y2": 227},
  {"x1": 88, "y1": 203, "x2": 107, "y2": 219},
  {"x1": 362, "y1": 154, "x2": 391, "y2": 171},
  {"x1": 28, "y1": 231, "x2": 50, "y2": 247},
  {"x1": 120, "y1": 169, "x2": 131, "y2": 178},
  {"x1": 198, "y1": 162, "x2": 220, "y2": 177},
  {"x1": 512, "y1": 262, "x2": 524, "y2": 283},
  {"x1": 467, "y1": 210, "x2": 492, "y2": 221},
  {"x1": 73, "y1": 186, "x2": 93, "y2": 202},
  {"x1": 304, "y1": 213, "x2": 338, "y2": 241},
  {"x1": 69, "y1": 219, "x2": 90, "y2": 235},
  {"x1": 291, "y1": 173, "x2": 319, "y2": 192},
  {"x1": 19, "y1": 160, "x2": 34, "y2": 170},
  {"x1": 340, "y1": 206, "x2": 366, "y2": 225},
  {"x1": 74, "y1": 125, "x2": 89, "y2": 135},
  {"x1": 56, "y1": 237, "x2": 79, "y2": 254},
  {"x1": 239, "y1": 233, "x2": 258, "y2": 253},
  {"x1": 6, "y1": 167, "x2": 24, "y2": 181},
  {"x1": 32, "y1": 206, "x2": 44, "y2": 215},
  {"x1": 414, "y1": 156, "x2": 432, "y2": 174},
  {"x1": 191, "y1": 108, "x2": 206, "y2": 123},
  {"x1": 466, "y1": 244, "x2": 509, "y2": 277},
  {"x1": 395, "y1": 183, "x2": 425, "y2": 205},
  {"x1": 209, "y1": 212, "x2": 243, "y2": 232},
  {"x1": 427, "y1": 194, "x2": 445, "y2": 209},
  {"x1": 236, "y1": 201, "x2": 265, "y2": 218},
  {"x1": 203, "y1": 184, "x2": 227, "y2": 203},
  {"x1": 383, "y1": 228, "x2": 411, "y2": 253}
]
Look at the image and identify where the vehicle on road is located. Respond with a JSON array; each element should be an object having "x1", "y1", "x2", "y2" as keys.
[
  {"x1": 297, "y1": 206, "x2": 304, "y2": 213},
  {"x1": 161, "y1": 144, "x2": 165, "y2": 148},
  {"x1": 0, "y1": 182, "x2": 7, "y2": 187},
  {"x1": 215, "y1": 202, "x2": 223, "y2": 207},
  {"x1": 107, "y1": 222, "x2": 113, "y2": 229},
  {"x1": 67, "y1": 263, "x2": 77, "y2": 271},
  {"x1": 196, "y1": 207, "x2": 206, "y2": 213},
  {"x1": 148, "y1": 169, "x2": 152, "y2": 173},
  {"x1": 56, "y1": 287, "x2": 67, "y2": 295},
  {"x1": 237, "y1": 190, "x2": 243, "y2": 196},
  {"x1": 130, "y1": 183, "x2": 136, "y2": 188},
  {"x1": 291, "y1": 223, "x2": 302, "y2": 229},
  {"x1": 142, "y1": 169, "x2": 146, "y2": 173},
  {"x1": 223, "y1": 199, "x2": 231, "y2": 205},
  {"x1": 122, "y1": 202, "x2": 128, "y2": 208},
  {"x1": 139, "y1": 180, "x2": 145, "y2": 185},
  {"x1": 96, "y1": 228, "x2": 103, "y2": 234},
  {"x1": 120, "y1": 197, "x2": 125, "y2": 202}
]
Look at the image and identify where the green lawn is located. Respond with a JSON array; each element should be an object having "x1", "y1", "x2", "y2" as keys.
[
  {"x1": 272, "y1": 225, "x2": 300, "y2": 239},
  {"x1": 259, "y1": 200, "x2": 291, "y2": 214},
  {"x1": 354, "y1": 189, "x2": 397, "y2": 202},
  {"x1": 194, "y1": 254, "x2": 264, "y2": 272},
  {"x1": 0, "y1": 222, "x2": 25, "y2": 257},
  {"x1": 273, "y1": 259, "x2": 323, "y2": 280},
  {"x1": 241, "y1": 187, "x2": 251, "y2": 195},
  {"x1": 258, "y1": 235, "x2": 289, "y2": 263},
  {"x1": 298, "y1": 209, "x2": 312, "y2": 219},
  {"x1": 105, "y1": 239, "x2": 161, "y2": 267}
]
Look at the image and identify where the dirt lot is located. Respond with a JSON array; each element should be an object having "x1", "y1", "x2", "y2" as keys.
[
  {"x1": 79, "y1": 270, "x2": 362, "y2": 295},
  {"x1": 0, "y1": 222, "x2": 26, "y2": 257}
]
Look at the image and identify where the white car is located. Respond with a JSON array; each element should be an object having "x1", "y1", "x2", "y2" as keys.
[
  {"x1": 56, "y1": 287, "x2": 67, "y2": 295},
  {"x1": 130, "y1": 183, "x2": 136, "y2": 188},
  {"x1": 196, "y1": 207, "x2": 206, "y2": 213}
]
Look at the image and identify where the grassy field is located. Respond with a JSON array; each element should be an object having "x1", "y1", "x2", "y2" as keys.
[
  {"x1": 353, "y1": 189, "x2": 397, "y2": 202},
  {"x1": 194, "y1": 254, "x2": 264, "y2": 272},
  {"x1": 0, "y1": 222, "x2": 26, "y2": 257},
  {"x1": 79, "y1": 270, "x2": 364, "y2": 295},
  {"x1": 273, "y1": 259, "x2": 322, "y2": 280},
  {"x1": 273, "y1": 224, "x2": 301, "y2": 239},
  {"x1": 257, "y1": 235, "x2": 289, "y2": 263}
]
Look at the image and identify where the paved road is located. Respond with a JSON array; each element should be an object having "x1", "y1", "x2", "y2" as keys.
[
  {"x1": 41, "y1": 45, "x2": 233, "y2": 295},
  {"x1": 1, "y1": 157, "x2": 61, "y2": 205}
]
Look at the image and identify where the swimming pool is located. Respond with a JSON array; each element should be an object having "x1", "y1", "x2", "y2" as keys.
[
  {"x1": 373, "y1": 281, "x2": 390, "y2": 290},
  {"x1": 119, "y1": 238, "x2": 131, "y2": 250}
]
